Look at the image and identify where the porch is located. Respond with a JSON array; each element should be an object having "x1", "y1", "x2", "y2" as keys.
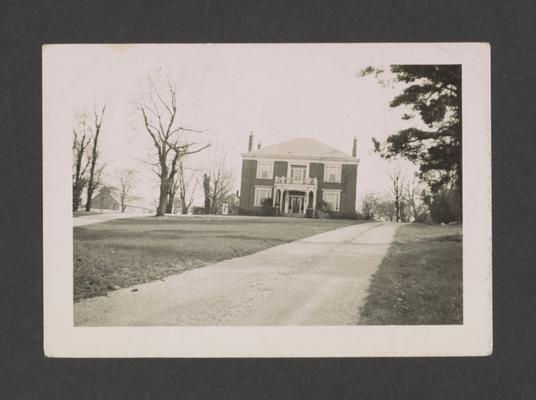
[{"x1": 273, "y1": 176, "x2": 318, "y2": 215}]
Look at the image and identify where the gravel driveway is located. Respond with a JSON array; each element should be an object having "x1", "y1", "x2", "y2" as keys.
[{"x1": 74, "y1": 222, "x2": 399, "y2": 326}]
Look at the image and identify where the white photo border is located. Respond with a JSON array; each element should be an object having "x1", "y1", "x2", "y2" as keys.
[{"x1": 43, "y1": 43, "x2": 491, "y2": 357}]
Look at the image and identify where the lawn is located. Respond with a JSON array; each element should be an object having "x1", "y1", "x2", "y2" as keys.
[
  {"x1": 74, "y1": 215, "x2": 363, "y2": 301},
  {"x1": 358, "y1": 223, "x2": 463, "y2": 325}
]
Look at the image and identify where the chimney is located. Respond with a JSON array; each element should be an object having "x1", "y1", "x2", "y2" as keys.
[
  {"x1": 257, "y1": 142, "x2": 261, "y2": 150},
  {"x1": 352, "y1": 135, "x2": 357, "y2": 158},
  {"x1": 248, "y1": 133, "x2": 253, "y2": 152}
]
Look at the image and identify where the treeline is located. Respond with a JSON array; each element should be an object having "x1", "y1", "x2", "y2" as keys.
[
  {"x1": 360, "y1": 186, "x2": 461, "y2": 224},
  {"x1": 359, "y1": 65, "x2": 463, "y2": 224},
  {"x1": 72, "y1": 105, "x2": 107, "y2": 212},
  {"x1": 72, "y1": 71, "x2": 236, "y2": 216},
  {"x1": 360, "y1": 158, "x2": 461, "y2": 224}
]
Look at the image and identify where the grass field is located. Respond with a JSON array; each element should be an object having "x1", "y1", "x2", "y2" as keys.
[
  {"x1": 358, "y1": 223, "x2": 463, "y2": 325},
  {"x1": 74, "y1": 215, "x2": 363, "y2": 301}
]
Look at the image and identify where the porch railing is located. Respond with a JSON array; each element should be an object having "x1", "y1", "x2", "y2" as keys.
[{"x1": 274, "y1": 176, "x2": 317, "y2": 185}]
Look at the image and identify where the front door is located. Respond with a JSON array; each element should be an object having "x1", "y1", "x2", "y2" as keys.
[{"x1": 290, "y1": 196, "x2": 303, "y2": 213}]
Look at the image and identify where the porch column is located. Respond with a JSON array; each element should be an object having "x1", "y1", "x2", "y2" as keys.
[
  {"x1": 280, "y1": 190, "x2": 285, "y2": 213},
  {"x1": 286, "y1": 192, "x2": 290, "y2": 213},
  {"x1": 312, "y1": 189, "x2": 317, "y2": 210}
]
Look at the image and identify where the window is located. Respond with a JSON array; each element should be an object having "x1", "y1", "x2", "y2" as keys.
[
  {"x1": 254, "y1": 187, "x2": 272, "y2": 207},
  {"x1": 323, "y1": 191, "x2": 340, "y2": 212},
  {"x1": 256, "y1": 161, "x2": 273, "y2": 179},
  {"x1": 290, "y1": 165, "x2": 306, "y2": 182},
  {"x1": 324, "y1": 164, "x2": 341, "y2": 183}
]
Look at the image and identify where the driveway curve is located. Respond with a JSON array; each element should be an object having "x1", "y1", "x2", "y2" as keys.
[{"x1": 74, "y1": 222, "x2": 399, "y2": 326}]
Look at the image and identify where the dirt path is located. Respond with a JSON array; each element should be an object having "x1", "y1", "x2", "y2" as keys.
[
  {"x1": 73, "y1": 212, "x2": 147, "y2": 227},
  {"x1": 74, "y1": 222, "x2": 399, "y2": 326}
]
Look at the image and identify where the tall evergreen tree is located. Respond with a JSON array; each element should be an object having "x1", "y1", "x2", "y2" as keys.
[{"x1": 362, "y1": 65, "x2": 462, "y2": 208}]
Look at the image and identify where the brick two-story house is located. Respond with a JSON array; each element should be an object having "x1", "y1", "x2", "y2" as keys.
[{"x1": 239, "y1": 135, "x2": 359, "y2": 215}]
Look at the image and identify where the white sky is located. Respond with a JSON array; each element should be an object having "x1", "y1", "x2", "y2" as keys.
[{"x1": 45, "y1": 44, "x2": 422, "y2": 207}]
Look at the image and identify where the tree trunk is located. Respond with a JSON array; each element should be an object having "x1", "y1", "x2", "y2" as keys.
[
  {"x1": 203, "y1": 174, "x2": 211, "y2": 214},
  {"x1": 85, "y1": 159, "x2": 95, "y2": 211},
  {"x1": 73, "y1": 175, "x2": 83, "y2": 212},
  {"x1": 156, "y1": 181, "x2": 168, "y2": 216},
  {"x1": 165, "y1": 193, "x2": 174, "y2": 214},
  {"x1": 166, "y1": 185, "x2": 176, "y2": 214},
  {"x1": 85, "y1": 149, "x2": 98, "y2": 211},
  {"x1": 85, "y1": 185, "x2": 94, "y2": 211},
  {"x1": 73, "y1": 182, "x2": 84, "y2": 211},
  {"x1": 394, "y1": 194, "x2": 400, "y2": 222}
]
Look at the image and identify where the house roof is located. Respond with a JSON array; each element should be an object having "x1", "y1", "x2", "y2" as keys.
[
  {"x1": 94, "y1": 186, "x2": 147, "y2": 206},
  {"x1": 242, "y1": 138, "x2": 357, "y2": 163}
]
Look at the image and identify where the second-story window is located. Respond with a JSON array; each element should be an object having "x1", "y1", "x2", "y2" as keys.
[
  {"x1": 290, "y1": 165, "x2": 306, "y2": 182},
  {"x1": 324, "y1": 164, "x2": 341, "y2": 183},
  {"x1": 256, "y1": 161, "x2": 273, "y2": 179}
]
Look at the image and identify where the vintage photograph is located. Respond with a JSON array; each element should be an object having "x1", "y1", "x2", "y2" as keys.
[{"x1": 43, "y1": 44, "x2": 491, "y2": 356}]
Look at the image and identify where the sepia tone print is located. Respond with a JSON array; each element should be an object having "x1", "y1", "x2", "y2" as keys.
[{"x1": 43, "y1": 44, "x2": 490, "y2": 356}]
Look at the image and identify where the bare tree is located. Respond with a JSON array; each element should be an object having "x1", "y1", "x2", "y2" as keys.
[
  {"x1": 72, "y1": 112, "x2": 91, "y2": 211},
  {"x1": 403, "y1": 174, "x2": 422, "y2": 222},
  {"x1": 207, "y1": 153, "x2": 234, "y2": 214},
  {"x1": 375, "y1": 197, "x2": 397, "y2": 222},
  {"x1": 85, "y1": 103, "x2": 107, "y2": 211},
  {"x1": 117, "y1": 169, "x2": 137, "y2": 213},
  {"x1": 387, "y1": 159, "x2": 408, "y2": 222},
  {"x1": 134, "y1": 73, "x2": 209, "y2": 216},
  {"x1": 361, "y1": 192, "x2": 379, "y2": 220},
  {"x1": 176, "y1": 161, "x2": 198, "y2": 214}
]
